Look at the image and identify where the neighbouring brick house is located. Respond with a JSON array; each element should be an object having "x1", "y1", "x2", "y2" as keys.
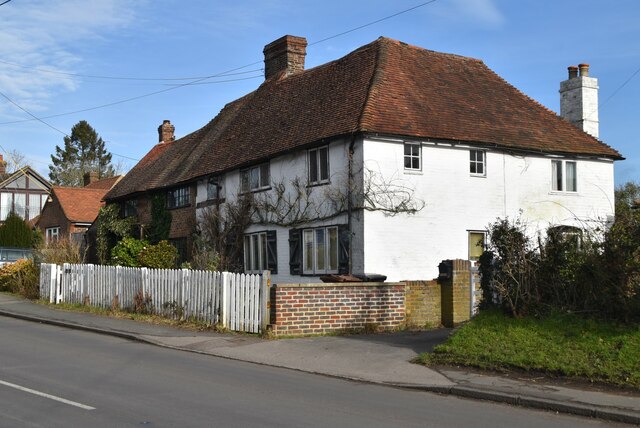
[
  {"x1": 0, "y1": 155, "x2": 51, "y2": 225},
  {"x1": 37, "y1": 174, "x2": 122, "y2": 243},
  {"x1": 105, "y1": 35, "x2": 621, "y2": 283}
]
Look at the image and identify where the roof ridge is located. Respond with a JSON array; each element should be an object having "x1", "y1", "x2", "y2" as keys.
[{"x1": 357, "y1": 37, "x2": 386, "y2": 132}]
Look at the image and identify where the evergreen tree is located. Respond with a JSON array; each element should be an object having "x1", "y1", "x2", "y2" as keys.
[
  {"x1": 0, "y1": 212, "x2": 34, "y2": 248},
  {"x1": 49, "y1": 120, "x2": 115, "y2": 186}
]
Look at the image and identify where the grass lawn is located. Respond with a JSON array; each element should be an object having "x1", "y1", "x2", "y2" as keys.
[{"x1": 420, "y1": 310, "x2": 640, "y2": 389}]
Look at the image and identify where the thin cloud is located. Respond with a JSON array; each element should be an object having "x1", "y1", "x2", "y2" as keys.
[
  {"x1": 434, "y1": 0, "x2": 505, "y2": 27},
  {"x1": 0, "y1": 0, "x2": 140, "y2": 116}
]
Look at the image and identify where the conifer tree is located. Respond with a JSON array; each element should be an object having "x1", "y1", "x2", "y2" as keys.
[{"x1": 49, "y1": 120, "x2": 115, "y2": 186}]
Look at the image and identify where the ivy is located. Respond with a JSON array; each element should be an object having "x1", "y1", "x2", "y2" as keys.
[
  {"x1": 96, "y1": 204, "x2": 137, "y2": 264},
  {"x1": 148, "y1": 193, "x2": 171, "y2": 244}
]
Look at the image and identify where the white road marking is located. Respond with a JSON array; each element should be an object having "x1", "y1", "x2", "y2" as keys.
[{"x1": 0, "y1": 379, "x2": 95, "y2": 410}]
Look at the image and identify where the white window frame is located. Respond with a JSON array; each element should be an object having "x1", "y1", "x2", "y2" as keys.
[
  {"x1": 308, "y1": 146, "x2": 330, "y2": 185},
  {"x1": 470, "y1": 150, "x2": 486, "y2": 176},
  {"x1": 46, "y1": 227, "x2": 60, "y2": 242},
  {"x1": 404, "y1": 143, "x2": 421, "y2": 171},
  {"x1": 241, "y1": 163, "x2": 270, "y2": 193},
  {"x1": 551, "y1": 160, "x2": 577, "y2": 192},
  {"x1": 302, "y1": 226, "x2": 339, "y2": 275},
  {"x1": 244, "y1": 232, "x2": 267, "y2": 274}
]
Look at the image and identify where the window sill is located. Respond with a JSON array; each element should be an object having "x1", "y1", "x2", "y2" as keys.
[
  {"x1": 549, "y1": 191, "x2": 579, "y2": 196},
  {"x1": 240, "y1": 186, "x2": 272, "y2": 195},
  {"x1": 470, "y1": 173, "x2": 486, "y2": 178},
  {"x1": 403, "y1": 169, "x2": 423, "y2": 175},
  {"x1": 307, "y1": 181, "x2": 330, "y2": 188}
]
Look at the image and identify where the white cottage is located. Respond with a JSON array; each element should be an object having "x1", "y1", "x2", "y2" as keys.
[{"x1": 106, "y1": 36, "x2": 621, "y2": 282}]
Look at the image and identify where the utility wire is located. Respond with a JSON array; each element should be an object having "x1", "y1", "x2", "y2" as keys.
[
  {"x1": 0, "y1": 0, "x2": 12, "y2": 6},
  {"x1": 0, "y1": 59, "x2": 264, "y2": 81},
  {"x1": 0, "y1": 89, "x2": 139, "y2": 162},
  {"x1": 0, "y1": 0, "x2": 439, "y2": 126},
  {"x1": 309, "y1": 0, "x2": 437, "y2": 46}
]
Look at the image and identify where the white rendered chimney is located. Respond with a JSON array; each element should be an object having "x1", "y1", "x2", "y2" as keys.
[{"x1": 559, "y1": 64, "x2": 599, "y2": 138}]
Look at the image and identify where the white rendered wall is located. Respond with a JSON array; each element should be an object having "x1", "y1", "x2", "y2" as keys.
[
  {"x1": 361, "y1": 137, "x2": 615, "y2": 281},
  {"x1": 195, "y1": 138, "x2": 363, "y2": 284}
]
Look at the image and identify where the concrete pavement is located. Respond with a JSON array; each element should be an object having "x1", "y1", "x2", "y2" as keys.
[{"x1": 1, "y1": 293, "x2": 638, "y2": 425}]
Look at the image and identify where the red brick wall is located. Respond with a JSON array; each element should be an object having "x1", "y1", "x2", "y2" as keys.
[
  {"x1": 37, "y1": 195, "x2": 70, "y2": 237},
  {"x1": 270, "y1": 283, "x2": 406, "y2": 335}
]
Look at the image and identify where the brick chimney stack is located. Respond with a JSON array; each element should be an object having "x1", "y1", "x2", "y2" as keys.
[
  {"x1": 263, "y1": 35, "x2": 307, "y2": 80},
  {"x1": 560, "y1": 63, "x2": 599, "y2": 138},
  {"x1": 83, "y1": 171, "x2": 99, "y2": 187},
  {"x1": 158, "y1": 120, "x2": 175, "y2": 143}
]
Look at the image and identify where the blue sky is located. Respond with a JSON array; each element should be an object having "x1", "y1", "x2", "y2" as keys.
[{"x1": 0, "y1": 0, "x2": 638, "y2": 184}]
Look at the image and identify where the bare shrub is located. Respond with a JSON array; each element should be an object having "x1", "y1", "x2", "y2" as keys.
[{"x1": 37, "y1": 238, "x2": 85, "y2": 264}]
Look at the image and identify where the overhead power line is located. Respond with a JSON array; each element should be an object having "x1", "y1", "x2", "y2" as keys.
[{"x1": 0, "y1": 0, "x2": 12, "y2": 6}]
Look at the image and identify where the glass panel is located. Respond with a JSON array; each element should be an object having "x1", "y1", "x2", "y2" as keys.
[
  {"x1": 412, "y1": 157, "x2": 420, "y2": 169},
  {"x1": 309, "y1": 149, "x2": 318, "y2": 183},
  {"x1": 207, "y1": 177, "x2": 218, "y2": 200},
  {"x1": 250, "y1": 167, "x2": 259, "y2": 190},
  {"x1": 552, "y1": 161, "x2": 562, "y2": 191},
  {"x1": 252, "y1": 234, "x2": 259, "y2": 271},
  {"x1": 260, "y1": 163, "x2": 270, "y2": 188},
  {"x1": 404, "y1": 144, "x2": 411, "y2": 156},
  {"x1": 14, "y1": 193, "x2": 26, "y2": 219},
  {"x1": 404, "y1": 156, "x2": 412, "y2": 169},
  {"x1": 469, "y1": 232, "x2": 485, "y2": 260},
  {"x1": 303, "y1": 230, "x2": 314, "y2": 273},
  {"x1": 328, "y1": 227, "x2": 338, "y2": 271},
  {"x1": 319, "y1": 147, "x2": 329, "y2": 181},
  {"x1": 411, "y1": 145, "x2": 419, "y2": 156},
  {"x1": 241, "y1": 170, "x2": 249, "y2": 193},
  {"x1": 566, "y1": 162, "x2": 577, "y2": 192},
  {"x1": 260, "y1": 233, "x2": 267, "y2": 271},
  {"x1": 244, "y1": 235, "x2": 251, "y2": 271},
  {"x1": 29, "y1": 194, "x2": 41, "y2": 220},
  {"x1": 315, "y1": 228, "x2": 326, "y2": 272},
  {"x1": 1, "y1": 193, "x2": 10, "y2": 221}
]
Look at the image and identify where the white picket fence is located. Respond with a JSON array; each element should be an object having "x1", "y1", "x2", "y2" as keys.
[{"x1": 39, "y1": 263, "x2": 270, "y2": 333}]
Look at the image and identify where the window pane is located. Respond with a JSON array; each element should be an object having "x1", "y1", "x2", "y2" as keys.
[
  {"x1": 241, "y1": 170, "x2": 249, "y2": 193},
  {"x1": 252, "y1": 234, "x2": 259, "y2": 271},
  {"x1": 476, "y1": 161, "x2": 483, "y2": 175},
  {"x1": 412, "y1": 157, "x2": 420, "y2": 169},
  {"x1": 0, "y1": 193, "x2": 9, "y2": 221},
  {"x1": 328, "y1": 227, "x2": 338, "y2": 271},
  {"x1": 404, "y1": 144, "x2": 412, "y2": 156},
  {"x1": 207, "y1": 177, "x2": 218, "y2": 200},
  {"x1": 469, "y1": 232, "x2": 485, "y2": 260},
  {"x1": 260, "y1": 164, "x2": 270, "y2": 188},
  {"x1": 250, "y1": 167, "x2": 259, "y2": 190},
  {"x1": 244, "y1": 236, "x2": 251, "y2": 272},
  {"x1": 14, "y1": 193, "x2": 26, "y2": 218},
  {"x1": 260, "y1": 233, "x2": 267, "y2": 271},
  {"x1": 303, "y1": 230, "x2": 314, "y2": 273},
  {"x1": 566, "y1": 162, "x2": 577, "y2": 192},
  {"x1": 319, "y1": 147, "x2": 329, "y2": 181},
  {"x1": 404, "y1": 157, "x2": 412, "y2": 169},
  {"x1": 552, "y1": 161, "x2": 562, "y2": 191},
  {"x1": 315, "y1": 229, "x2": 325, "y2": 271},
  {"x1": 309, "y1": 149, "x2": 318, "y2": 183},
  {"x1": 29, "y1": 194, "x2": 41, "y2": 220}
]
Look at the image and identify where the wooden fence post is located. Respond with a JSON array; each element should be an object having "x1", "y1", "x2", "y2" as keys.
[
  {"x1": 260, "y1": 270, "x2": 271, "y2": 332},
  {"x1": 49, "y1": 263, "x2": 57, "y2": 304},
  {"x1": 221, "y1": 272, "x2": 230, "y2": 329}
]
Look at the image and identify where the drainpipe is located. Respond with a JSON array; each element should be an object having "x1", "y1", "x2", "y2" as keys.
[{"x1": 347, "y1": 134, "x2": 357, "y2": 274}]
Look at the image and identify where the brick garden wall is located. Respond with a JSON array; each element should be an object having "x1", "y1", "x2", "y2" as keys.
[{"x1": 269, "y1": 259, "x2": 473, "y2": 336}]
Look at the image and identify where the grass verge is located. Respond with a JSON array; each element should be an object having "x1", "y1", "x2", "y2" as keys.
[
  {"x1": 420, "y1": 310, "x2": 640, "y2": 389},
  {"x1": 38, "y1": 301, "x2": 220, "y2": 332}
]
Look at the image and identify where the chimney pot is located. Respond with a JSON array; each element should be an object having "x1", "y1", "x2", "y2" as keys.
[
  {"x1": 263, "y1": 35, "x2": 307, "y2": 80},
  {"x1": 568, "y1": 66, "x2": 579, "y2": 79},
  {"x1": 158, "y1": 119, "x2": 175, "y2": 143},
  {"x1": 578, "y1": 63, "x2": 589, "y2": 77}
]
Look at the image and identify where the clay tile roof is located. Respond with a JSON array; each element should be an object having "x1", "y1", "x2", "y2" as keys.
[
  {"x1": 84, "y1": 175, "x2": 123, "y2": 190},
  {"x1": 54, "y1": 187, "x2": 110, "y2": 223},
  {"x1": 106, "y1": 37, "x2": 621, "y2": 201}
]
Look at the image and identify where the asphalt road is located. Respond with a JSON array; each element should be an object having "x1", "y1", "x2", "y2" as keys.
[{"x1": 0, "y1": 316, "x2": 630, "y2": 427}]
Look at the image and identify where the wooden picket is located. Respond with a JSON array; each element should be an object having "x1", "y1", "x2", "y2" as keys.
[{"x1": 39, "y1": 263, "x2": 269, "y2": 333}]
